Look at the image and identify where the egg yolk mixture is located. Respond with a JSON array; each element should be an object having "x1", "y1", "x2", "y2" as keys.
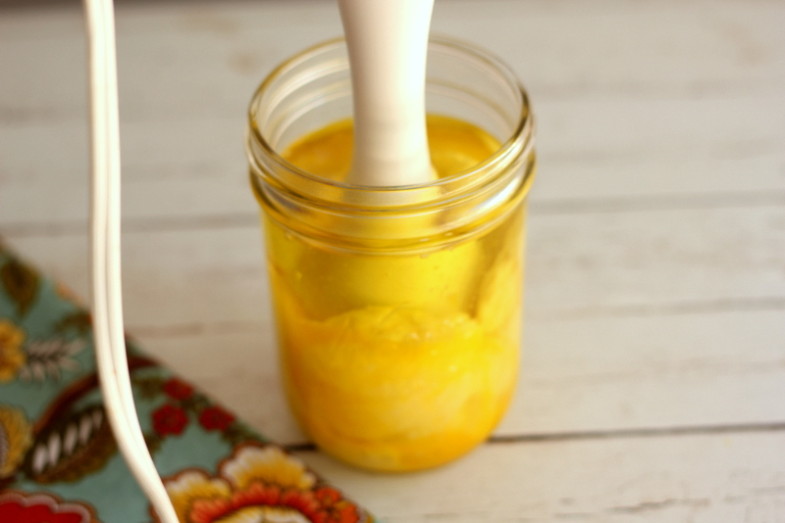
[{"x1": 264, "y1": 115, "x2": 524, "y2": 471}]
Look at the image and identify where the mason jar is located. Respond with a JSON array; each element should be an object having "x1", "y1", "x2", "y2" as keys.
[{"x1": 246, "y1": 36, "x2": 535, "y2": 472}]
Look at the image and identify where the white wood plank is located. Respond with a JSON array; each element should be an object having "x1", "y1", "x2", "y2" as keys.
[
  {"x1": 2, "y1": 0, "x2": 784, "y2": 225},
  {"x1": 3, "y1": 204, "x2": 783, "y2": 441},
  {"x1": 295, "y1": 431, "x2": 785, "y2": 522},
  {"x1": 508, "y1": 308, "x2": 785, "y2": 435},
  {"x1": 526, "y1": 207, "x2": 785, "y2": 315},
  {"x1": 3, "y1": 0, "x2": 784, "y2": 120},
  {"x1": 440, "y1": 0, "x2": 785, "y2": 99},
  {"x1": 133, "y1": 307, "x2": 785, "y2": 445},
  {"x1": 5, "y1": 205, "x2": 782, "y2": 327},
  {"x1": 3, "y1": 92, "x2": 784, "y2": 227}
]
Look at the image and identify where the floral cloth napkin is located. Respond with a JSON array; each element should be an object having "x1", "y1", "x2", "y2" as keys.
[{"x1": 0, "y1": 240, "x2": 375, "y2": 523}]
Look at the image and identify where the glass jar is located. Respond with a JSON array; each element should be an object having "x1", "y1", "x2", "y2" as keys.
[{"x1": 246, "y1": 36, "x2": 535, "y2": 472}]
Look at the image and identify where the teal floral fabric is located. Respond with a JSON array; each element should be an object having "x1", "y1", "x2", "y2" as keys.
[{"x1": 0, "y1": 240, "x2": 375, "y2": 523}]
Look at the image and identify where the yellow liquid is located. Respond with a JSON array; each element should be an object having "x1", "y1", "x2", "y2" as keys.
[{"x1": 264, "y1": 115, "x2": 524, "y2": 471}]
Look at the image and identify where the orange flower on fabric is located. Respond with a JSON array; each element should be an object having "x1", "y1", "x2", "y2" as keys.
[
  {"x1": 0, "y1": 320, "x2": 25, "y2": 382},
  {"x1": 156, "y1": 444, "x2": 371, "y2": 523}
]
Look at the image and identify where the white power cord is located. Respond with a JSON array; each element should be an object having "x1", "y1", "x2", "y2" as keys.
[{"x1": 83, "y1": 0, "x2": 179, "y2": 521}]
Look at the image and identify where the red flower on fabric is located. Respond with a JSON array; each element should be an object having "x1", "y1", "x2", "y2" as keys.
[
  {"x1": 152, "y1": 404, "x2": 188, "y2": 436},
  {"x1": 198, "y1": 406, "x2": 235, "y2": 432},
  {"x1": 0, "y1": 491, "x2": 99, "y2": 523},
  {"x1": 162, "y1": 378, "x2": 194, "y2": 400}
]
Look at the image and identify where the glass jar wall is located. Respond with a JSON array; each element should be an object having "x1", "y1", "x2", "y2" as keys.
[{"x1": 247, "y1": 37, "x2": 535, "y2": 472}]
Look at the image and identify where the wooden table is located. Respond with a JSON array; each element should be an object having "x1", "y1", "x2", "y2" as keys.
[{"x1": 2, "y1": 0, "x2": 784, "y2": 520}]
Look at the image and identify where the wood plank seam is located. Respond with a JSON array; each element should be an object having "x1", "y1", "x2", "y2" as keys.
[{"x1": 282, "y1": 420, "x2": 785, "y2": 452}]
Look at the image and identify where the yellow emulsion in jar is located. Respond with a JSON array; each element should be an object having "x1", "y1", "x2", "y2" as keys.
[{"x1": 263, "y1": 115, "x2": 525, "y2": 471}]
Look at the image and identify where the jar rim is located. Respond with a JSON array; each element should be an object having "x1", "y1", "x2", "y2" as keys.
[{"x1": 246, "y1": 35, "x2": 534, "y2": 202}]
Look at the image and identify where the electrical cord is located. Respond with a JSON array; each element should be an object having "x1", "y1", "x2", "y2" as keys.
[{"x1": 84, "y1": 0, "x2": 179, "y2": 521}]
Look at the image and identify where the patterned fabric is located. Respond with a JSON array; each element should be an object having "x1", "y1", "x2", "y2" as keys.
[{"x1": 0, "y1": 240, "x2": 375, "y2": 523}]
